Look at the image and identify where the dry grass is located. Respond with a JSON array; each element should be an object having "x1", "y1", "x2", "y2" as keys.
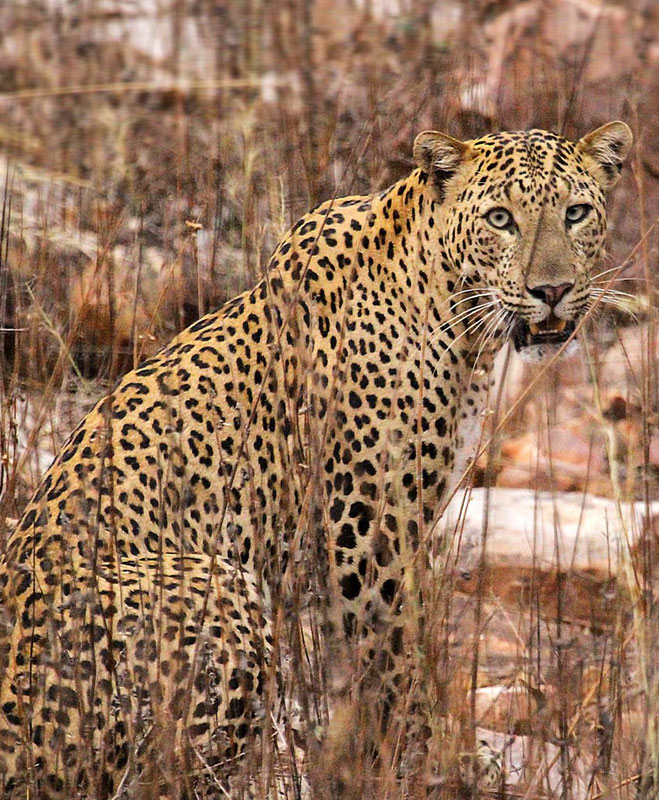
[{"x1": 0, "y1": 1, "x2": 657, "y2": 798}]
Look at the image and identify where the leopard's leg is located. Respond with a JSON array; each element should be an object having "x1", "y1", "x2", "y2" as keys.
[{"x1": 0, "y1": 552, "x2": 274, "y2": 799}]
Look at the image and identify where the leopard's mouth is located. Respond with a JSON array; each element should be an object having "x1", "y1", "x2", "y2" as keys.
[{"x1": 511, "y1": 313, "x2": 576, "y2": 352}]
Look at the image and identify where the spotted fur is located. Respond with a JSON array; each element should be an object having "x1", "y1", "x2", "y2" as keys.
[{"x1": 0, "y1": 122, "x2": 632, "y2": 797}]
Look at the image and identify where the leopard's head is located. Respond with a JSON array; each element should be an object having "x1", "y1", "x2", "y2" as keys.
[{"x1": 414, "y1": 122, "x2": 633, "y2": 359}]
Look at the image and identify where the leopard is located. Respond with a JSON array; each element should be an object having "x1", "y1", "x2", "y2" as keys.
[{"x1": 0, "y1": 120, "x2": 632, "y2": 798}]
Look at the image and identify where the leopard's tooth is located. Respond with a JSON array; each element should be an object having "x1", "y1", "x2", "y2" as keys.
[
  {"x1": 555, "y1": 319, "x2": 567, "y2": 332},
  {"x1": 529, "y1": 323, "x2": 540, "y2": 335}
]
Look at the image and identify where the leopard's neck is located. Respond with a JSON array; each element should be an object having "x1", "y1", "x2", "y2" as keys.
[{"x1": 371, "y1": 172, "x2": 503, "y2": 375}]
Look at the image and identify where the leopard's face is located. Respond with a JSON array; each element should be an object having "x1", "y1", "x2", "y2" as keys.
[{"x1": 414, "y1": 123, "x2": 633, "y2": 359}]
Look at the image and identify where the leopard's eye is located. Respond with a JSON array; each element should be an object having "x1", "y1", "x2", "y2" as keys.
[
  {"x1": 485, "y1": 207, "x2": 515, "y2": 230},
  {"x1": 566, "y1": 204, "x2": 592, "y2": 225}
]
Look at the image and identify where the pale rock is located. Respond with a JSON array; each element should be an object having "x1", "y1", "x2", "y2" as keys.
[{"x1": 442, "y1": 488, "x2": 659, "y2": 622}]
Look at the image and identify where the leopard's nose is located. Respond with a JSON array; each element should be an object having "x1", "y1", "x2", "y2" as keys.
[{"x1": 526, "y1": 282, "x2": 574, "y2": 308}]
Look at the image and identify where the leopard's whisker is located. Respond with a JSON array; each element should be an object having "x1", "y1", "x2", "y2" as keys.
[
  {"x1": 450, "y1": 305, "x2": 500, "y2": 335},
  {"x1": 590, "y1": 287, "x2": 637, "y2": 300},
  {"x1": 457, "y1": 306, "x2": 502, "y2": 348},
  {"x1": 450, "y1": 293, "x2": 495, "y2": 309},
  {"x1": 448, "y1": 299, "x2": 498, "y2": 317},
  {"x1": 591, "y1": 288, "x2": 655, "y2": 311},
  {"x1": 447, "y1": 287, "x2": 496, "y2": 301},
  {"x1": 429, "y1": 301, "x2": 499, "y2": 340},
  {"x1": 444, "y1": 300, "x2": 499, "y2": 327},
  {"x1": 437, "y1": 289, "x2": 496, "y2": 312},
  {"x1": 588, "y1": 297, "x2": 639, "y2": 322},
  {"x1": 432, "y1": 305, "x2": 498, "y2": 353},
  {"x1": 471, "y1": 307, "x2": 503, "y2": 349},
  {"x1": 591, "y1": 264, "x2": 633, "y2": 280},
  {"x1": 504, "y1": 313, "x2": 516, "y2": 344},
  {"x1": 469, "y1": 307, "x2": 507, "y2": 376}
]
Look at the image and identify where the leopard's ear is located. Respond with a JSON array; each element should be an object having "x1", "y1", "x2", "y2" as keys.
[
  {"x1": 577, "y1": 121, "x2": 633, "y2": 190},
  {"x1": 413, "y1": 131, "x2": 473, "y2": 201}
]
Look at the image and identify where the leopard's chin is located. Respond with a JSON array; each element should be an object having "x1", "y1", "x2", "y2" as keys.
[{"x1": 511, "y1": 313, "x2": 577, "y2": 360}]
